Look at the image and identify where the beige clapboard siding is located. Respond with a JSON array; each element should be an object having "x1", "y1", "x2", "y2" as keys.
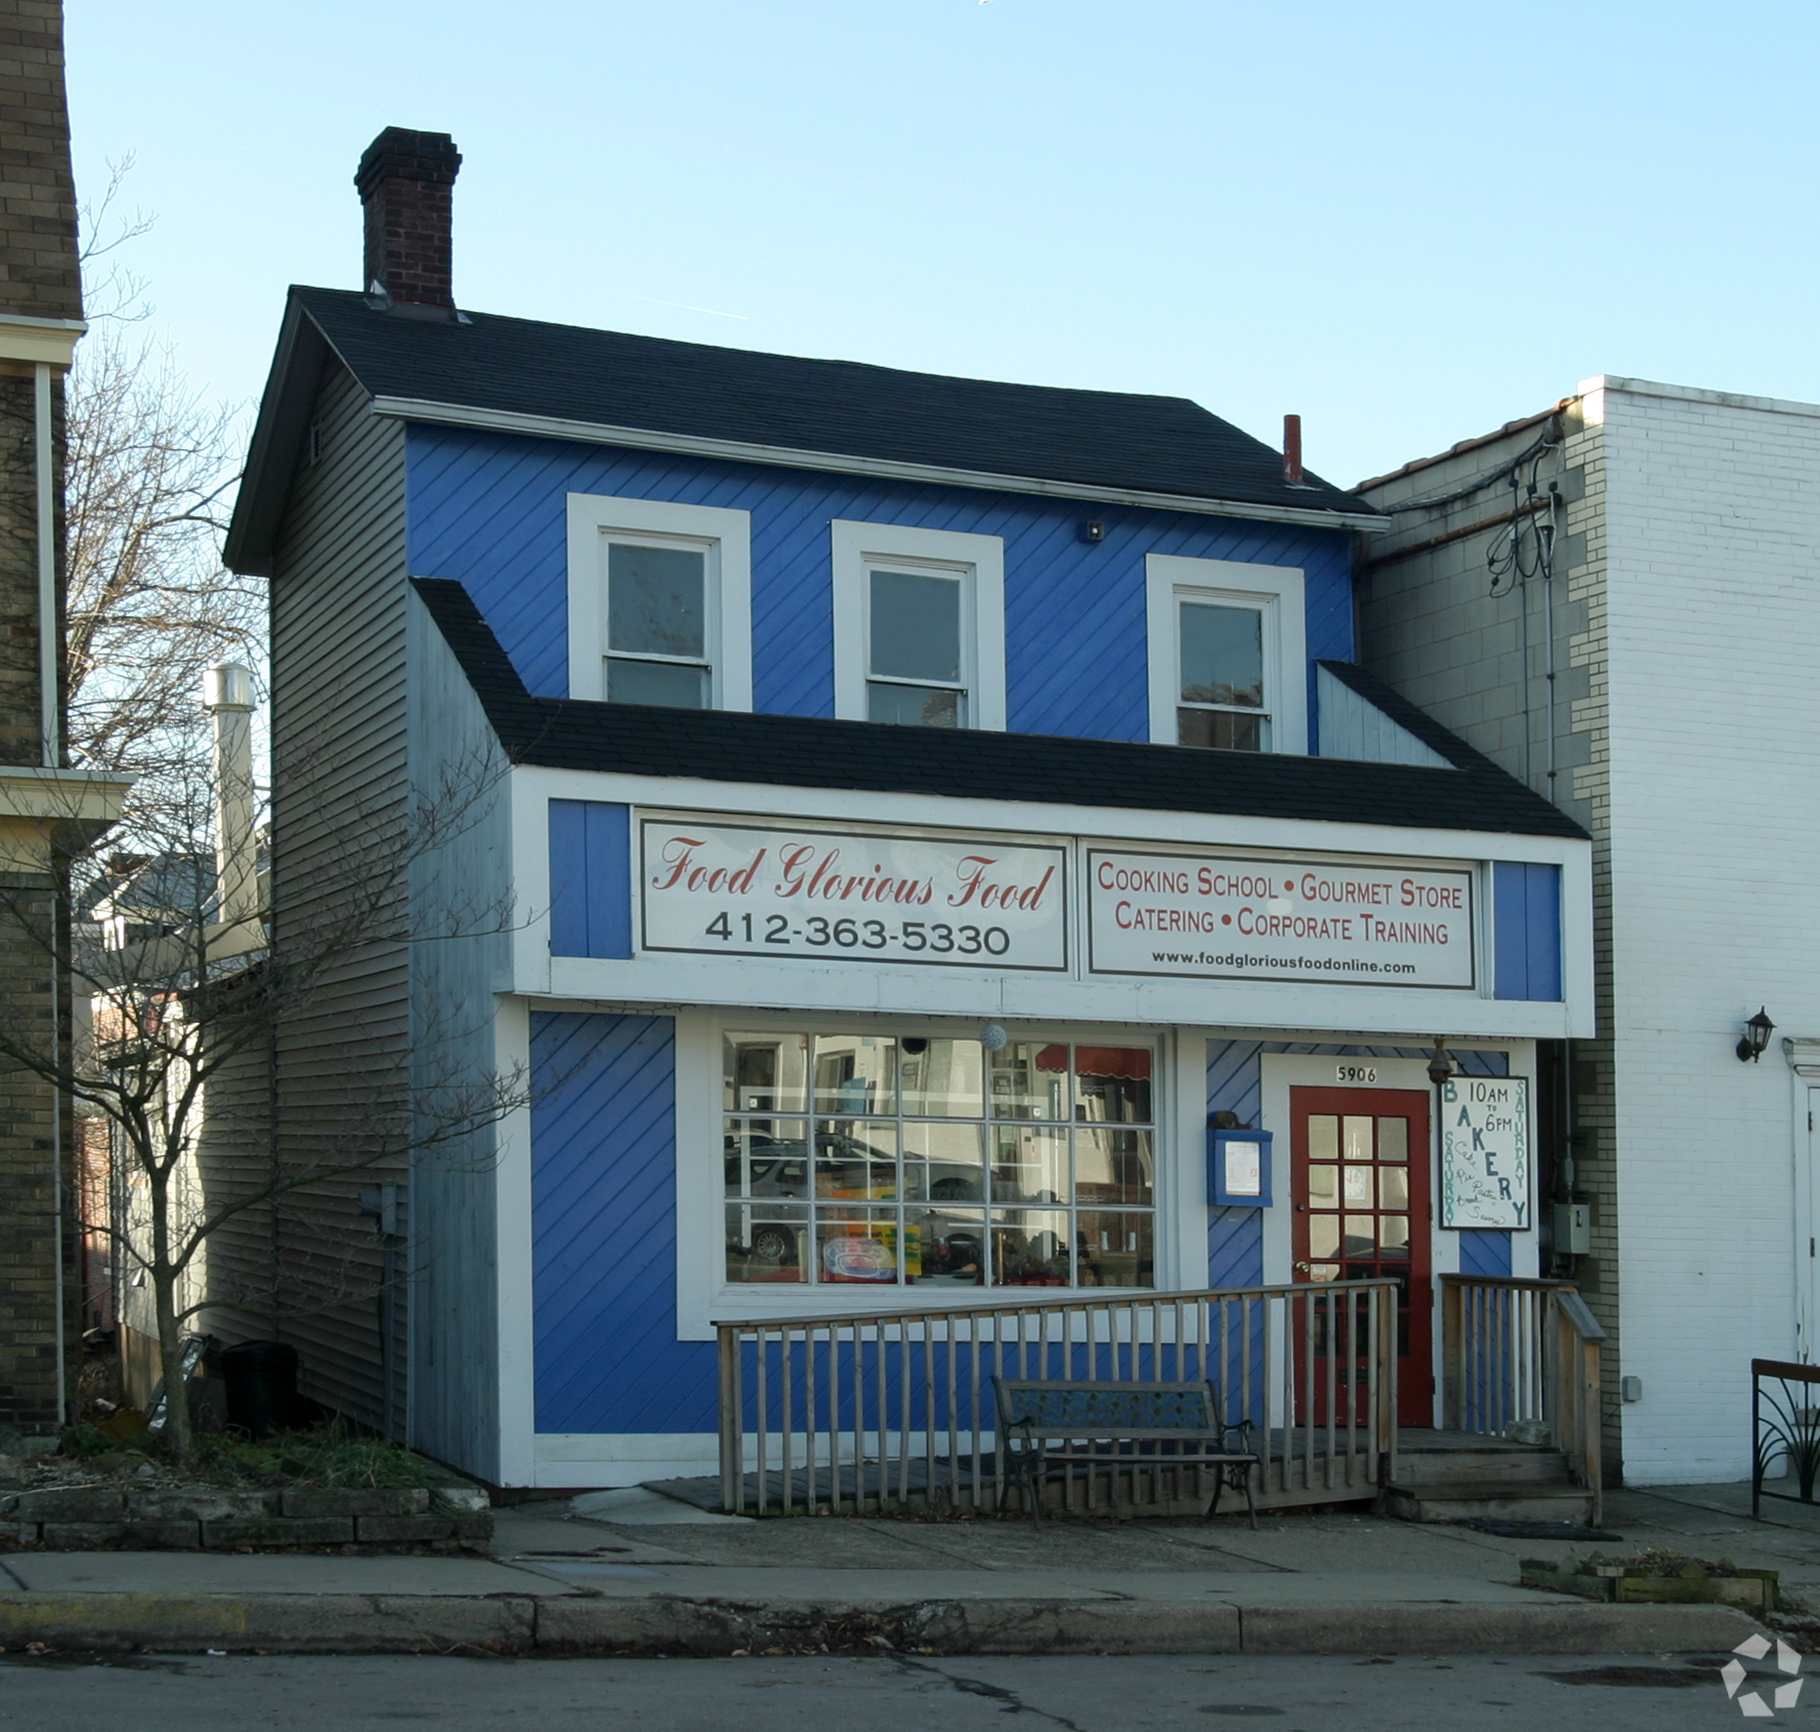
[{"x1": 267, "y1": 360, "x2": 410, "y2": 1432}]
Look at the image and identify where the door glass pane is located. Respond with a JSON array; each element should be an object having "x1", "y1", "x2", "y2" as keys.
[
  {"x1": 811, "y1": 1035, "x2": 896, "y2": 1115},
  {"x1": 1343, "y1": 1165, "x2": 1374, "y2": 1206},
  {"x1": 1307, "y1": 1116, "x2": 1339, "y2": 1161},
  {"x1": 1379, "y1": 1215, "x2": 1411, "y2": 1259},
  {"x1": 904, "y1": 1122, "x2": 986, "y2": 1201},
  {"x1": 1074, "y1": 1047, "x2": 1152, "y2": 1124},
  {"x1": 1078, "y1": 1211, "x2": 1153, "y2": 1288},
  {"x1": 868, "y1": 682, "x2": 961, "y2": 728},
  {"x1": 989, "y1": 1042, "x2": 1069, "y2": 1121},
  {"x1": 724, "y1": 1032, "x2": 809, "y2": 1113},
  {"x1": 1309, "y1": 1215, "x2": 1341, "y2": 1258},
  {"x1": 606, "y1": 656, "x2": 708, "y2": 708},
  {"x1": 1343, "y1": 1215, "x2": 1376, "y2": 1255},
  {"x1": 1178, "y1": 601, "x2": 1262, "y2": 707},
  {"x1": 871, "y1": 569, "x2": 960, "y2": 681},
  {"x1": 1343, "y1": 1116, "x2": 1374, "y2": 1162},
  {"x1": 899, "y1": 1038, "x2": 983, "y2": 1117},
  {"x1": 1377, "y1": 1117, "x2": 1408, "y2": 1163},
  {"x1": 1307, "y1": 1164, "x2": 1340, "y2": 1208},
  {"x1": 1306, "y1": 1263, "x2": 1340, "y2": 1282},
  {"x1": 608, "y1": 542, "x2": 706, "y2": 658},
  {"x1": 1380, "y1": 1167, "x2": 1410, "y2": 1209},
  {"x1": 990, "y1": 1126, "x2": 1069, "y2": 1203},
  {"x1": 1177, "y1": 707, "x2": 1263, "y2": 752}
]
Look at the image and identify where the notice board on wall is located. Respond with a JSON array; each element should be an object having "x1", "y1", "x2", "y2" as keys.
[{"x1": 1438, "y1": 1075, "x2": 1530, "y2": 1230}]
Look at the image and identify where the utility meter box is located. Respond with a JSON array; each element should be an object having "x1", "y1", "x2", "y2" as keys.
[{"x1": 1553, "y1": 1201, "x2": 1592, "y2": 1255}]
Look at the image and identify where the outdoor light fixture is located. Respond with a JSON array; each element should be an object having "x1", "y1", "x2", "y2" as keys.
[
  {"x1": 1426, "y1": 1035, "x2": 1456, "y2": 1087},
  {"x1": 980, "y1": 1022, "x2": 1009, "y2": 1052},
  {"x1": 1737, "y1": 1007, "x2": 1776, "y2": 1063}
]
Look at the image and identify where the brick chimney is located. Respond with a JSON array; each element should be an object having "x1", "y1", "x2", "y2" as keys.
[{"x1": 355, "y1": 127, "x2": 462, "y2": 309}]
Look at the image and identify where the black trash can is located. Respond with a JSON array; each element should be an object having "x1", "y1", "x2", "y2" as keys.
[{"x1": 219, "y1": 1339, "x2": 301, "y2": 1438}]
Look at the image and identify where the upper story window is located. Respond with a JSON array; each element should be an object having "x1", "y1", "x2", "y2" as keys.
[
  {"x1": 832, "y1": 521, "x2": 1005, "y2": 731},
  {"x1": 1145, "y1": 554, "x2": 1307, "y2": 755},
  {"x1": 566, "y1": 494, "x2": 753, "y2": 709}
]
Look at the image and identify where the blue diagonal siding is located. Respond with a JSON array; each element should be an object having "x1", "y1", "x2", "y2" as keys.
[
  {"x1": 405, "y1": 426, "x2": 1355, "y2": 741},
  {"x1": 530, "y1": 1011, "x2": 717, "y2": 1435}
]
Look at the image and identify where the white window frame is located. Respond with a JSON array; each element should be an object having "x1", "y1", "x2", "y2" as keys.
[
  {"x1": 566, "y1": 493, "x2": 753, "y2": 710},
  {"x1": 675, "y1": 1008, "x2": 1181, "y2": 1339},
  {"x1": 1145, "y1": 554, "x2": 1306, "y2": 755},
  {"x1": 831, "y1": 520, "x2": 1006, "y2": 731}
]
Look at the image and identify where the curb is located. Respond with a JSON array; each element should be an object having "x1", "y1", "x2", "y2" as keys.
[{"x1": 0, "y1": 1591, "x2": 1766, "y2": 1657}]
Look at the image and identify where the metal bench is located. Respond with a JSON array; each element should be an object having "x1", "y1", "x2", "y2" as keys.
[{"x1": 990, "y1": 1377, "x2": 1260, "y2": 1528}]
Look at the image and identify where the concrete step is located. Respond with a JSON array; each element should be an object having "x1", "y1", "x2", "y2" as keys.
[
  {"x1": 1380, "y1": 1479, "x2": 1596, "y2": 1525},
  {"x1": 1391, "y1": 1447, "x2": 1570, "y2": 1488}
]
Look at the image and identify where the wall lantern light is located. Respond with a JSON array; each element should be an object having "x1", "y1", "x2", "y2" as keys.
[
  {"x1": 1426, "y1": 1034, "x2": 1456, "y2": 1087},
  {"x1": 1737, "y1": 1007, "x2": 1776, "y2": 1064}
]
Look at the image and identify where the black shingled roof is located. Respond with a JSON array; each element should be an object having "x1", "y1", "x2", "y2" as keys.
[
  {"x1": 300, "y1": 283, "x2": 1376, "y2": 498},
  {"x1": 413, "y1": 579, "x2": 1584, "y2": 841}
]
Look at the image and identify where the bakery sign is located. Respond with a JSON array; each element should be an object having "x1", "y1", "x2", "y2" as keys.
[
  {"x1": 1438, "y1": 1075, "x2": 1530, "y2": 1230},
  {"x1": 639, "y1": 818, "x2": 1068, "y2": 970},
  {"x1": 1087, "y1": 849, "x2": 1475, "y2": 988}
]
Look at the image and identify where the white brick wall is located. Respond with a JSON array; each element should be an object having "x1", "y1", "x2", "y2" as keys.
[{"x1": 1596, "y1": 378, "x2": 1820, "y2": 1482}]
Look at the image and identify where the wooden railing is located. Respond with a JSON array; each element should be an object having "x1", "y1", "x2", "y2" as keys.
[
  {"x1": 1439, "y1": 1273, "x2": 1605, "y2": 1523},
  {"x1": 716, "y1": 1279, "x2": 1398, "y2": 1517}
]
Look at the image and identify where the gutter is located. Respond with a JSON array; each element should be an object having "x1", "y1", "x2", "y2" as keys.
[{"x1": 366, "y1": 395, "x2": 1392, "y2": 534}]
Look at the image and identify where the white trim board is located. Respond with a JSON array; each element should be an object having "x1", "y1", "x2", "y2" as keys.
[
  {"x1": 830, "y1": 519, "x2": 1006, "y2": 730},
  {"x1": 565, "y1": 492, "x2": 753, "y2": 709},
  {"x1": 375, "y1": 396, "x2": 1391, "y2": 534},
  {"x1": 1146, "y1": 554, "x2": 1307, "y2": 754}
]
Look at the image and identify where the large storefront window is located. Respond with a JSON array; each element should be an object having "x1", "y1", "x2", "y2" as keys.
[{"x1": 723, "y1": 1032, "x2": 1156, "y2": 1290}]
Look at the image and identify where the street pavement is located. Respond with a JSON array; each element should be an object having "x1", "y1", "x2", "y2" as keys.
[
  {"x1": 0, "y1": 1650, "x2": 1784, "y2": 1732},
  {"x1": 0, "y1": 1478, "x2": 1813, "y2": 1658}
]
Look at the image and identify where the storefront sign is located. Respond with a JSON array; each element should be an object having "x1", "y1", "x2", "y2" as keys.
[
  {"x1": 1439, "y1": 1075, "x2": 1530, "y2": 1230},
  {"x1": 1085, "y1": 850, "x2": 1475, "y2": 988},
  {"x1": 639, "y1": 818, "x2": 1068, "y2": 969}
]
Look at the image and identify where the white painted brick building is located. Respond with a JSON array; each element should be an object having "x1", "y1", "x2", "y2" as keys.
[{"x1": 1358, "y1": 377, "x2": 1820, "y2": 1485}]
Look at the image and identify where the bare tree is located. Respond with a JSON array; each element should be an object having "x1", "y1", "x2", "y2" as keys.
[
  {"x1": 65, "y1": 160, "x2": 262, "y2": 783},
  {"x1": 0, "y1": 747, "x2": 520, "y2": 1461}
]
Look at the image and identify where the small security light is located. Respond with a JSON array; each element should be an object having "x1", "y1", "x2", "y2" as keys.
[
  {"x1": 1426, "y1": 1035, "x2": 1455, "y2": 1087},
  {"x1": 1737, "y1": 1007, "x2": 1775, "y2": 1063},
  {"x1": 1077, "y1": 521, "x2": 1105, "y2": 544}
]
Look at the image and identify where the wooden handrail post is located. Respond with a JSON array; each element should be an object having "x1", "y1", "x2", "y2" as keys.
[
  {"x1": 717, "y1": 1323, "x2": 742, "y2": 1514},
  {"x1": 1441, "y1": 1276, "x2": 1465, "y2": 1432}
]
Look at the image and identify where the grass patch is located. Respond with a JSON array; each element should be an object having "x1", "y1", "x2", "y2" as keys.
[{"x1": 59, "y1": 1418, "x2": 454, "y2": 1491}]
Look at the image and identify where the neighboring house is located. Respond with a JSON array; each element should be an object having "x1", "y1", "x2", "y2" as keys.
[
  {"x1": 0, "y1": 0, "x2": 125, "y2": 1431},
  {"x1": 1356, "y1": 376, "x2": 1820, "y2": 1487},
  {"x1": 220, "y1": 128, "x2": 1593, "y2": 1490}
]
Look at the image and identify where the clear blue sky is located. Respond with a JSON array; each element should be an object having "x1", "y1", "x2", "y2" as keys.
[{"x1": 66, "y1": 0, "x2": 1820, "y2": 490}]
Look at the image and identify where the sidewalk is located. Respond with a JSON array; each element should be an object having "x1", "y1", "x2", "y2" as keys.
[{"x1": 0, "y1": 1479, "x2": 1810, "y2": 1657}]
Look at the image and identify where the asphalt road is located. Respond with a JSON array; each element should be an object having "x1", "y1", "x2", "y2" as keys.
[{"x1": 0, "y1": 1650, "x2": 1795, "y2": 1731}]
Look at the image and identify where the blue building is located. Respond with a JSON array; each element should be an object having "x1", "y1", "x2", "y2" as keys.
[{"x1": 225, "y1": 130, "x2": 1592, "y2": 1497}]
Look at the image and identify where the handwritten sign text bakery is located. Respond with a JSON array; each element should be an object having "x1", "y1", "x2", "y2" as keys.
[{"x1": 1086, "y1": 849, "x2": 1474, "y2": 988}]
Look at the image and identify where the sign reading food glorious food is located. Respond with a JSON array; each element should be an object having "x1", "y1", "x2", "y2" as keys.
[
  {"x1": 639, "y1": 818, "x2": 1068, "y2": 970},
  {"x1": 1087, "y1": 850, "x2": 1474, "y2": 988}
]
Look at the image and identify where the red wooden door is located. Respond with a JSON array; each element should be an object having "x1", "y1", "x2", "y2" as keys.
[{"x1": 1291, "y1": 1088, "x2": 1431, "y2": 1425}]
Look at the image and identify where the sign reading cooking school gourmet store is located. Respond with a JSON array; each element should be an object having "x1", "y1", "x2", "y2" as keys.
[
  {"x1": 1087, "y1": 850, "x2": 1475, "y2": 988},
  {"x1": 639, "y1": 818, "x2": 1069, "y2": 969}
]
